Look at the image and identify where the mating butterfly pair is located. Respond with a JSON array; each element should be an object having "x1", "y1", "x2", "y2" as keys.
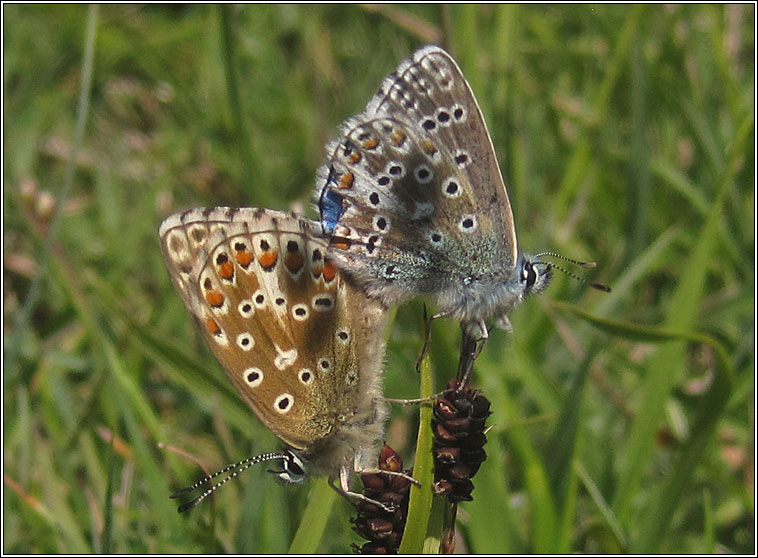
[{"x1": 160, "y1": 45, "x2": 565, "y2": 509}]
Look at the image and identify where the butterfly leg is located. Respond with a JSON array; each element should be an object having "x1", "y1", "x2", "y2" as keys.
[
  {"x1": 329, "y1": 466, "x2": 399, "y2": 512},
  {"x1": 414, "y1": 304, "x2": 437, "y2": 373},
  {"x1": 456, "y1": 319, "x2": 489, "y2": 388}
]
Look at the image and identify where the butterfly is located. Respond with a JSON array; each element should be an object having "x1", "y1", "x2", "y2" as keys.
[
  {"x1": 315, "y1": 45, "x2": 605, "y2": 340},
  {"x1": 159, "y1": 207, "x2": 392, "y2": 511}
]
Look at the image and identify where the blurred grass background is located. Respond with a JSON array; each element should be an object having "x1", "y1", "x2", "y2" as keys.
[{"x1": 3, "y1": 4, "x2": 754, "y2": 553}]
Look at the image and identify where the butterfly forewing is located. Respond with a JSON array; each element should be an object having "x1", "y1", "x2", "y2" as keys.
[
  {"x1": 160, "y1": 208, "x2": 380, "y2": 452},
  {"x1": 317, "y1": 46, "x2": 519, "y2": 308}
]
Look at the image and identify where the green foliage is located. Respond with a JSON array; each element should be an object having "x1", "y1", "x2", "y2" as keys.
[{"x1": 3, "y1": 4, "x2": 754, "y2": 554}]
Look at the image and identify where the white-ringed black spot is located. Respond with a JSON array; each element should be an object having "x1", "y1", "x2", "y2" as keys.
[
  {"x1": 388, "y1": 163, "x2": 404, "y2": 177},
  {"x1": 253, "y1": 290, "x2": 266, "y2": 308},
  {"x1": 312, "y1": 294, "x2": 334, "y2": 311},
  {"x1": 443, "y1": 179, "x2": 461, "y2": 198},
  {"x1": 299, "y1": 368, "x2": 314, "y2": 385},
  {"x1": 369, "y1": 192, "x2": 380, "y2": 206},
  {"x1": 454, "y1": 150, "x2": 471, "y2": 168},
  {"x1": 292, "y1": 304, "x2": 309, "y2": 320},
  {"x1": 238, "y1": 299, "x2": 254, "y2": 318},
  {"x1": 336, "y1": 329, "x2": 350, "y2": 343},
  {"x1": 274, "y1": 394, "x2": 294, "y2": 414},
  {"x1": 422, "y1": 118, "x2": 436, "y2": 131},
  {"x1": 430, "y1": 231, "x2": 443, "y2": 245},
  {"x1": 436, "y1": 109, "x2": 451, "y2": 124},
  {"x1": 377, "y1": 175, "x2": 391, "y2": 186},
  {"x1": 345, "y1": 371, "x2": 358, "y2": 386},
  {"x1": 236, "y1": 332, "x2": 255, "y2": 351},
  {"x1": 319, "y1": 358, "x2": 331, "y2": 372},
  {"x1": 373, "y1": 215, "x2": 390, "y2": 232},
  {"x1": 243, "y1": 367, "x2": 263, "y2": 387},
  {"x1": 459, "y1": 215, "x2": 478, "y2": 233},
  {"x1": 414, "y1": 164, "x2": 433, "y2": 184},
  {"x1": 452, "y1": 104, "x2": 466, "y2": 121}
]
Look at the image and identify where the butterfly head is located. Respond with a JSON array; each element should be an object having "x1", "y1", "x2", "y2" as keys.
[
  {"x1": 519, "y1": 255, "x2": 553, "y2": 297},
  {"x1": 268, "y1": 448, "x2": 308, "y2": 484}
]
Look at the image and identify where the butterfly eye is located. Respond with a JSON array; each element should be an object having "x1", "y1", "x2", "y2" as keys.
[
  {"x1": 283, "y1": 451, "x2": 306, "y2": 480},
  {"x1": 521, "y1": 261, "x2": 537, "y2": 289}
]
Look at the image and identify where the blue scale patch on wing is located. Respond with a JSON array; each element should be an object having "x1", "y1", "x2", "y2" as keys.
[{"x1": 318, "y1": 166, "x2": 345, "y2": 235}]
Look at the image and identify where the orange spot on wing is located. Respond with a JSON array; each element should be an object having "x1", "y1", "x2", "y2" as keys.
[
  {"x1": 419, "y1": 139, "x2": 437, "y2": 156},
  {"x1": 331, "y1": 239, "x2": 350, "y2": 251},
  {"x1": 339, "y1": 172, "x2": 354, "y2": 189},
  {"x1": 349, "y1": 152, "x2": 362, "y2": 165},
  {"x1": 391, "y1": 130, "x2": 406, "y2": 146},
  {"x1": 205, "y1": 290, "x2": 224, "y2": 308},
  {"x1": 206, "y1": 318, "x2": 222, "y2": 336},
  {"x1": 235, "y1": 250, "x2": 254, "y2": 268},
  {"x1": 258, "y1": 251, "x2": 278, "y2": 270},
  {"x1": 361, "y1": 137, "x2": 379, "y2": 150},
  {"x1": 322, "y1": 260, "x2": 338, "y2": 282},
  {"x1": 217, "y1": 261, "x2": 235, "y2": 281}
]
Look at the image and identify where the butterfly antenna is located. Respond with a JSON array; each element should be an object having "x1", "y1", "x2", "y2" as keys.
[
  {"x1": 534, "y1": 253, "x2": 611, "y2": 292},
  {"x1": 171, "y1": 452, "x2": 287, "y2": 513}
]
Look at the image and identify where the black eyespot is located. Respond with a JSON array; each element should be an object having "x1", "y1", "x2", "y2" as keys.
[
  {"x1": 462, "y1": 218, "x2": 474, "y2": 229},
  {"x1": 431, "y1": 232, "x2": 442, "y2": 243},
  {"x1": 455, "y1": 153, "x2": 468, "y2": 165},
  {"x1": 337, "y1": 331, "x2": 349, "y2": 341},
  {"x1": 295, "y1": 307, "x2": 306, "y2": 316},
  {"x1": 215, "y1": 253, "x2": 228, "y2": 265},
  {"x1": 446, "y1": 181, "x2": 459, "y2": 195},
  {"x1": 255, "y1": 294, "x2": 265, "y2": 304},
  {"x1": 234, "y1": 242, "x2": 246, "y2": 251},
  {"x1": 287, "y1": 240, "x2": 299, "y2": 252},
  {"x1": 389, "y1": 165, "x2": 402, "y2": 176},
  {"x1": 242, "y1": 303, "x2": 252, "y2": 312},
  {"x1": 312, "y1": 249, "x2": 322, "y2": 261},
  {"x1": 203, "y1": 278, "x2": 213, "y2": 289},
  {"x1": 437, "y1": 110, "x2": 450, "y2": 123},
  {"x1": 275, "y1": 297, "x2": 285, "y2": 305},
  {"x1": 453, "y1": 107, "x2": 464, "y2": 120},
  {"x1": 422, "y1": 119, "x2": 436, "y2": 130},
  {"x1": 376, "y1": 217, "x2": 387, "y2": 230},
  {"x1": 369, "y1": 192, "x2": 380, "y2": 205},
  {"x1": 378, "y1": 176, "x2": 390, "y2": 186},
  {"x1": 247, "y1": 370, "x2": 259, "y2": 382},
  {"x1": 260, "y1": 239, "x2": 270, "y2": 251},
  {"x1": 278, "y1": 397, "x2": 290, "y2": 410}
]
